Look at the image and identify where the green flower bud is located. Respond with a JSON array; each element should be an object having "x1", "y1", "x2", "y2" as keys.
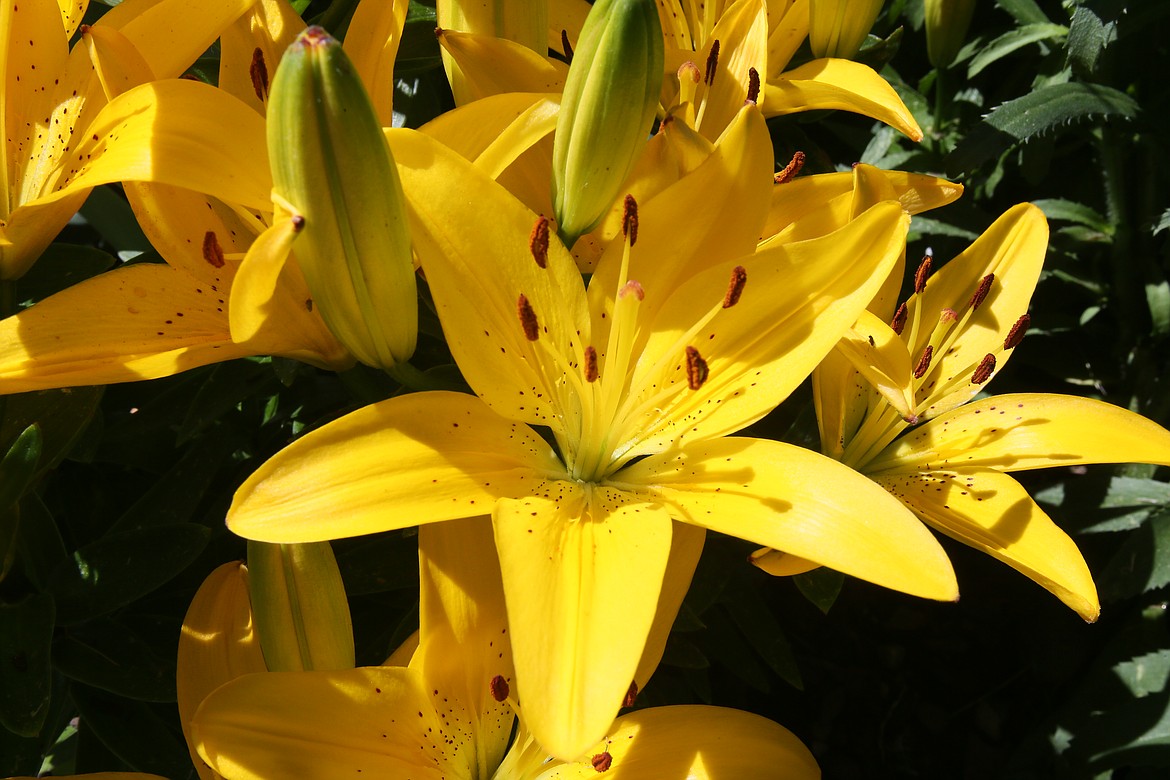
[
  {"x1": 247, "y1": 541, "x2": 355, "y2": 672},
  {"x1": 267, "y1": 27, "x2": 417, "y2": 372},
  {"x1": 551, "y1": 0, "x2": 663, "y2": 248},
  {"x1": 925, "y1": 0, "x2": 977, "y2": 69},
  {"x1": 809, "y1": 0, "x2": 884, "y2": 60}
]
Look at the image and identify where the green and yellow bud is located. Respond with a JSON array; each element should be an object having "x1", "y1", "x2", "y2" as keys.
[
  {"x1": 246, "y1": 540, "x2": 355, "y2": 672},
  {"x1": 551, "y1": 0, "x2": 663, "y2": 248},
  {"x1": 808, "y1": 0, "x2": 884, "y2": 60},
  {"x1": 267, "y1": 27, "x2": 417, "y2": 373},
  {"x1": 924, "y1": 0, "x2": 977, "y2": 68}
]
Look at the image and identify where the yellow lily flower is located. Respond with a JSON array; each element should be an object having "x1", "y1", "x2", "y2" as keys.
[
  {"x1": 191, "y1": 518, "x2": 822, "y2": 778},
  {"x1": 808, "y1": 0, "x2": 884, "y2": 60},
  {"x1": 0, "y1": 0, "x2": 257, "y2": 280},
  {"x1": 225, "y1": 105, "x2": 957, "y2": 759},
  {"x1": 756, "y1": 203, "x2": 1170, "y2": 620},
  {"x1": 0, "y1": 0, "x2": 418, "y2": 392}
]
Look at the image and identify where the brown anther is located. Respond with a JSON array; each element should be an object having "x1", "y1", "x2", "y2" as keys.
[
  {"x1": 972, "y1": 353, "x2": 996, "y2": 384},
  {"x1": 774, "y1": 151, "x2": 805, "y2": 184},
  {"x1": 685, "y1": 346, "x2": 709, "y2": 390},
  {"x1": 202, "y1": 231, "x2": 226, "y2": 268},
  {"x1": 529, "y1": 216, "x2": 550, "y2": 269},
  {"x1": 584, "y1": 346, "x2": 599, "y2": 382},
  {"x1": 622, "y1": 681, "x2": 638, "y2": 708},
  {"x1": 517, "y1": 294, "x2": 539, "y2": 341},
  {"x1": 913, "y1": 345, "x2": 933, "y2": 379},
  {"x1": 561, "y1": 29, "x2": 574, "y2": 62},
  {"x1": 489, "y1": 675, "x2": 509, "y2": 702},
  {"x1": 723, "y1": 266, "x2": 747, "y2": 308},
  {"x1": 746, "y1": 67, "x2": 760, "y2": 104},
  {"x1": 1004, "y1": 313, "x2": 1030, "y2": 350},
  {"x1": 249, "y1": 47, "x2": 269, "y2": 102},
  {"x1": 940, "y1": 308, "x2": 959, "y2": 324},
  {"x1": 619, "y1": 280, "x2": 645, "y2": 301},
  {"x1": 891, "y1": 302, "x2": 908, "y2": 335},
  {"x1": 291, "y1": 214, "x2": 306, "y2": 231},
  {"x1": 591, "y1": 752, "x2": 613, "y2": 772},
  {"x1": 678, "y1": 61, "x2": 701, "y2": 84},
  {"x1": 967, "y1": 273, "x2": 994, "y2": 311},
  {"x1": 622, "y1": 195, "x2": 639, "y2": 246},
  {"x1": 913, "y1": 256, "x2": 932, "y2": 294},
  {"x1": 704, "y1": 39, "x2": 720, "y2": 86}
]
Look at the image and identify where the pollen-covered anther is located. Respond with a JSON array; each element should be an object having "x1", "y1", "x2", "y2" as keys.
[
  {"x1": 939, "y1": 307, "x2": 958, "y2": 324},
  {"x1": 622, "y1": 680, "x2": 638, "y2": 708},
  {"x1": 968, "y1": 273, "x2": 995, "y2": 311},
  {"x1": 202, "y1": 231, "x2": 226, "y2": 268},
  {"x1": 561, "y1": 29, "x2": 574, "y2": 62},
  {"x1": 913, "y1": 345, "x2": 933, "y2": 379},
  {"x1": 619, "y1": 280, "x2": 645, "y2": 301},
  {"x1": 584, "y1": 346, "x2": 599, "y2": 382},
  {"x1": 622, "y1": 195, "x2": 639, "y2": 245},
  {"x1": 686, "y1": 346, "x2": 709, "y2": 390},
  {"x1": 746, "y1": 67, "x2": 760, "y2": 104},
  {"x1": 914, "y1": 256, "x2": 933, "y2": 294},
  {"x1": 678, "y1": 60, "x2": 701, "y2": 84},
  {"x1": 591, "y1": 752, "x2": 613, "y2": 772},
  {"x1": 489, "y1": 675, "x2": 509, "y2": 702},
  {"x1": 529, "y1": 216, "x2": 550, "y2": 269},
  {"x1": 774, "y1": 151, "x2": 805, "y2": 184},
  {"x1": 250, "y1": 47, "x2": 269, "y2": 102},
  {"x1": 891, "y1": 302, "x2": 908, "y2": 335},
  {"x1": 723, "y1": 266, "x2": 747, "y2": 308},
  {"x1": 704, "y1": 39, "x2": 720, "y2": 85},
  {"x1": 1004, "y1": 313, "x2": 1030, "y2": 350},
  {"x1": 972, "y1": 353, "x2": 996, "y2": 384},
  {"x1": 517, "y1": 294, "x2": 540, "y2": 341}
]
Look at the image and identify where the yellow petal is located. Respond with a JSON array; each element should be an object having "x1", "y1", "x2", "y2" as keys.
[
  {"x1": 494, "y1": 487, "x2": 673, "y2": 761},
  {"x1": 695, "y1": 0, "x2": 768, "y2": 140},
  {"x1": 345, "y1": 0, "x2": 409, "y2": 125},
  {"x1": 763, "y1": 58, "x2": 923, "y2": 141},
  {"x1": 869, "y1": 393, "x2": 1170, "y2": 475},
  {"x1": 82, "y1": 23, "x2": 155, "y2": 101},
  {"x1": 192, "y1": 668, "x2": 442, "y2": 779},
  {"x1": 217, "y1": 0, "x2": 304, "y2": 113},
  {"x1": 833, "y1": 309, "x2": 916, "y2": 421},
  {"x1": 748, "y1": 549, "x2": 821, "y2": 577},
  {"x1": 227, "y1": 391, "x2": 564, "y2": 543},
  {"x1": 437, "y1": 29, "x2": 566, "y2": 104},
  {"x1": 536, "y1": 704, "x2": 819, "y2": 779},
  {"x1": 633, "y1": 520, "x2": 705, "y2": 688},
  {"x1": 811, "y1": 342, "x2": 868, "y2": 462},
  {"x1": 5, "y1": 775, "x2": 166, "y2": 780},
  {"x1": 0, "y1": 194, "x2": 88, "y2": 281},
  {"x1": 56, "y1": 0, "x2": 87, "y2": 38},
  {"x1": 388, "y1": 128, "x2": 590, "y2": 434},
  {"x1": 177, "y1": 562, "x2": 266, "y2": 780},
  {"x1": 619, "y1": 437, "x2": 959, "y2": 601},
  {"x1": 765, "y1": 0, "x2": 809, "y2": 80},
  {"x1": 874, "y1": 468, "x2": 1099, "y2": 620}
]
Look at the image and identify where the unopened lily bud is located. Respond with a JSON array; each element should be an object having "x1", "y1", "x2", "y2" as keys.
[
  {"x1": 551, "y1": 0, "x2": 663, "y2": 247},
  {"x1": 809, "y1": 0, "x2": 884, "y2": 60},
  {"x1": 267, "y1": 27, "x2": 417, "y2": 372},
  {"x1": 924, "y1": 0, "x2": 976, "y2": 68},
  {"x1": 247, "y1": 541, "x2": 355, "y2": 672}
]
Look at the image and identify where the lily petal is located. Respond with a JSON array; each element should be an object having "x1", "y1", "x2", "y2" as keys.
[
  {"x1": 695, "y1": 0, "x2": 768, "y2": 140},
  {"x1": 218, "y1": 0, "x2": 304, "y2": 113},
  {"x1": 618, "y1": 436, "x2": 959, "y2": 601},
  {"x1": 633, "y1": 520, "x2": 705, "y2": 688},
  {"x1": 344, "y1": 0, "x2": 409, "y2": 125},
  {"x1": 873, "y1": 467, "x2": 1099, "y2": 620},
  {"x1": 535, "y1": 704, "x2": 819, "y2": 779},
  {"x1": 437, "y1": 29, "x2": 566, "y2": 104},
  {"x1": 227, "y1": 391, "x2": 564, "y2": 543},
  {"x1": 494, "y1": 488, "x2": 672, "y2": 761},
  {"x1": 833, "y1": 310, "x2": 916, "y2": 422},
  {"x1": 869, "y1": 393, "x2": 1170, "y2": 475}
]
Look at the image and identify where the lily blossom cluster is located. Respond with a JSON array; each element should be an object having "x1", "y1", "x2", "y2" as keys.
[{"x1": 1, "y1": 0, "x2": 1168, "y2": 778}]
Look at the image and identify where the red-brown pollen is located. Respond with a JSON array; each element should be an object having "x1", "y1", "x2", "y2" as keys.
[
  {"x1": 891, "y1": 302, "x2": 908, "y2": 335},
  {"x1": 972, "y1": 353, "x2": 996, "y2": 384},
  {"x1": 914, "y1": 256, "x2": 932, "y2": 294},
  {"x1": 746, "y1": 67, "x2": 760, "y2": 104},
  {"x1": 1004, "y1": 313, "x2": 1030, "y2": 350},
  {"x1": 622, "y1": 680, "x2": 639, "y2": 708},
  {"x1": 913, "y1": 345, "x2": 933, "y2": 379},
  {"x1": 591, "y1": 752, "x2": 613, "y2": 772},
  {"x1": 250, "y1": 47, "x2": 269, "y2": 102},
  {"x1": 686, "y1": 346, "x2": 709, "y2": 390},
  {"x1": 517, "y1": 294, "x2": 540, "y2": 341},
  {"x1": 723, "y1": 265, "x2": 747, "y2": 308},
  {"x1": 774, "y1": 151, "x2": 806, "y2": 184},
  {"x1": 529, "y1": 216, "x2": 550, "y2": 269},
  {"x1": 202, "y1": 231, "x2": 226, "y2": 268},
  {"x1": 968, "y1": 273, "x2": 994, "y2": 311},
  {"x1": 584, "y1": 346, "x2": 599, "y2": 382},
  {"x1": 489, "y1": 675, "x2": 509, "y2": 702},
  {"x1": 561, "y1": 29, "x2": 574, "y2": 62},
  {"x1": 622, "y1": 195, "x2": 639, "y2": 246},
  {"x1": 291, "y1": 214, "x2": 306, "y2": 231},
  {"x1": 704, "y1": 40, "x2": 720, "y2": 85}
]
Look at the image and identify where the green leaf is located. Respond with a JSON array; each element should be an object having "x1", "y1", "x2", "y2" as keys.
[
  {"x1": 0, "y1": 593, "x2": 55, "y2": 737},
  {"x1": 53, "y1": 617, "x2": 177, "y2": 702},
  {"x1": 1153, "y1": 208, "x2": 1170, "y2": 236},
  {"x1": 70, "y1": 686, "x2": 192, "y2": 779},
  {"x1": 0, "y1": 425, "x2": 42, "y2": 509},
  {"x1": 49, "y1": 524, "x2": 210, "y2": 625},
  {"x1": 13, "y1": 495, "x2": 68, "y2": 592},
  {"x1": 967, "y1": 24, "x2": 1068, "y2": 78},
  {"x1": 176, "y1": 360, "x2": 276, "y2": 445},
  {"x1": 1, "y1": 387, "x2": 102, "y2": 481},
  {"x1": 793, "y1": 567, "x2": 845, "y2": 614},
  {"x1": 946, "y1": 82, "x2": 1139, "y2": 174},
  {"x1": 1066, "y1": 4, "x2": 1118, "y2": 77},
  {"x1": 1115, "y1": 650, "x2": 1170, "y2": 699},
  {"x1": 16, "y1": 244, "x2": 116, "y2": 306},
  {"x1": 77, "y1": 186, "x2": 152, "y2": 259},
  {"x1": 1035, "y1": 475, "x2": 1170, "y2": 534},
  {"x1": 1147, "y1": 279, "x2": 1170, "y2": 337},
  {"x1": 396, "y1": 1, "x2": 442, "y2": 77},
  {"x1": 722, "y1": 586, "x2": 802, "y2": 690},
  {"x1": 1100, "y1": 515, "x2": 1170, "y2": 601},
  {"x1": 1033, "y1": 198, "x2": 1111, "y2": 233},
  {"x1": 334, "y1": 532, "x2": 420, "y2": 595},
  {"x1": 995, "y1": 0, "x2": 1051, "y2": 26},
  {"x1": 907, "y1": 216, "x2": 980, "y2": 240},
  {"x1": 660, "y1": 635, "x2": 709, "y2": 670}
]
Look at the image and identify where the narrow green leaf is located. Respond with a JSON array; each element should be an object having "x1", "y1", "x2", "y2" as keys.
[
  {"x1": 0, "y1": 593, "x2": 55, "y2": 737},
  {"x1": 70, "y1": 686, "x2": 192, "y2": 779},
  {"x1": 967, "y1": 24, "x2": 1068, "y2": 78},
  {"x1": 995, "y1": 0, "x2": 1051, "y2": 26},
  {"x1": 1033, "y1": 198, "x2": 1111, "y2": 232},
  {"x1": 946, "y1": 82, "x2": 1139, "y2": 173},
  {"x1": 16, "y1": 244, "x2": 116, "y2": 306},
  {"x1": 1066, "y1": 4, "x2": 1117, "y2": 77},
  {"x1": 1147, "y1": 279, "x2": 1170, "y2": 336},
  {"x1": 1115, "y1": 650, "x2": 1170, "y2": 699},
  {"x1": 0, "y1": 425, "x2": 42, "y2": 509},
  {"x1": 1100, "y1": 515, "x2": 1170, "y2": 601},
  {"x1": 723, "y1": 589, "x2": 803, "y2": 690},
  {"x1": 77, "y1": 186, "x2": 152, "y2": 258},
  {"x1": 53, "y1": 618, "x2": 177, "y2": 702},
  {"x1": 793, "y1": 567, "x2": 845, "y2": 614},
  {"x1": 13, "y1": 495, "x2": 69, "y2": 591},
  {"x1": 0, "y1": 387, "x2": 102, "y2": 481}
]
